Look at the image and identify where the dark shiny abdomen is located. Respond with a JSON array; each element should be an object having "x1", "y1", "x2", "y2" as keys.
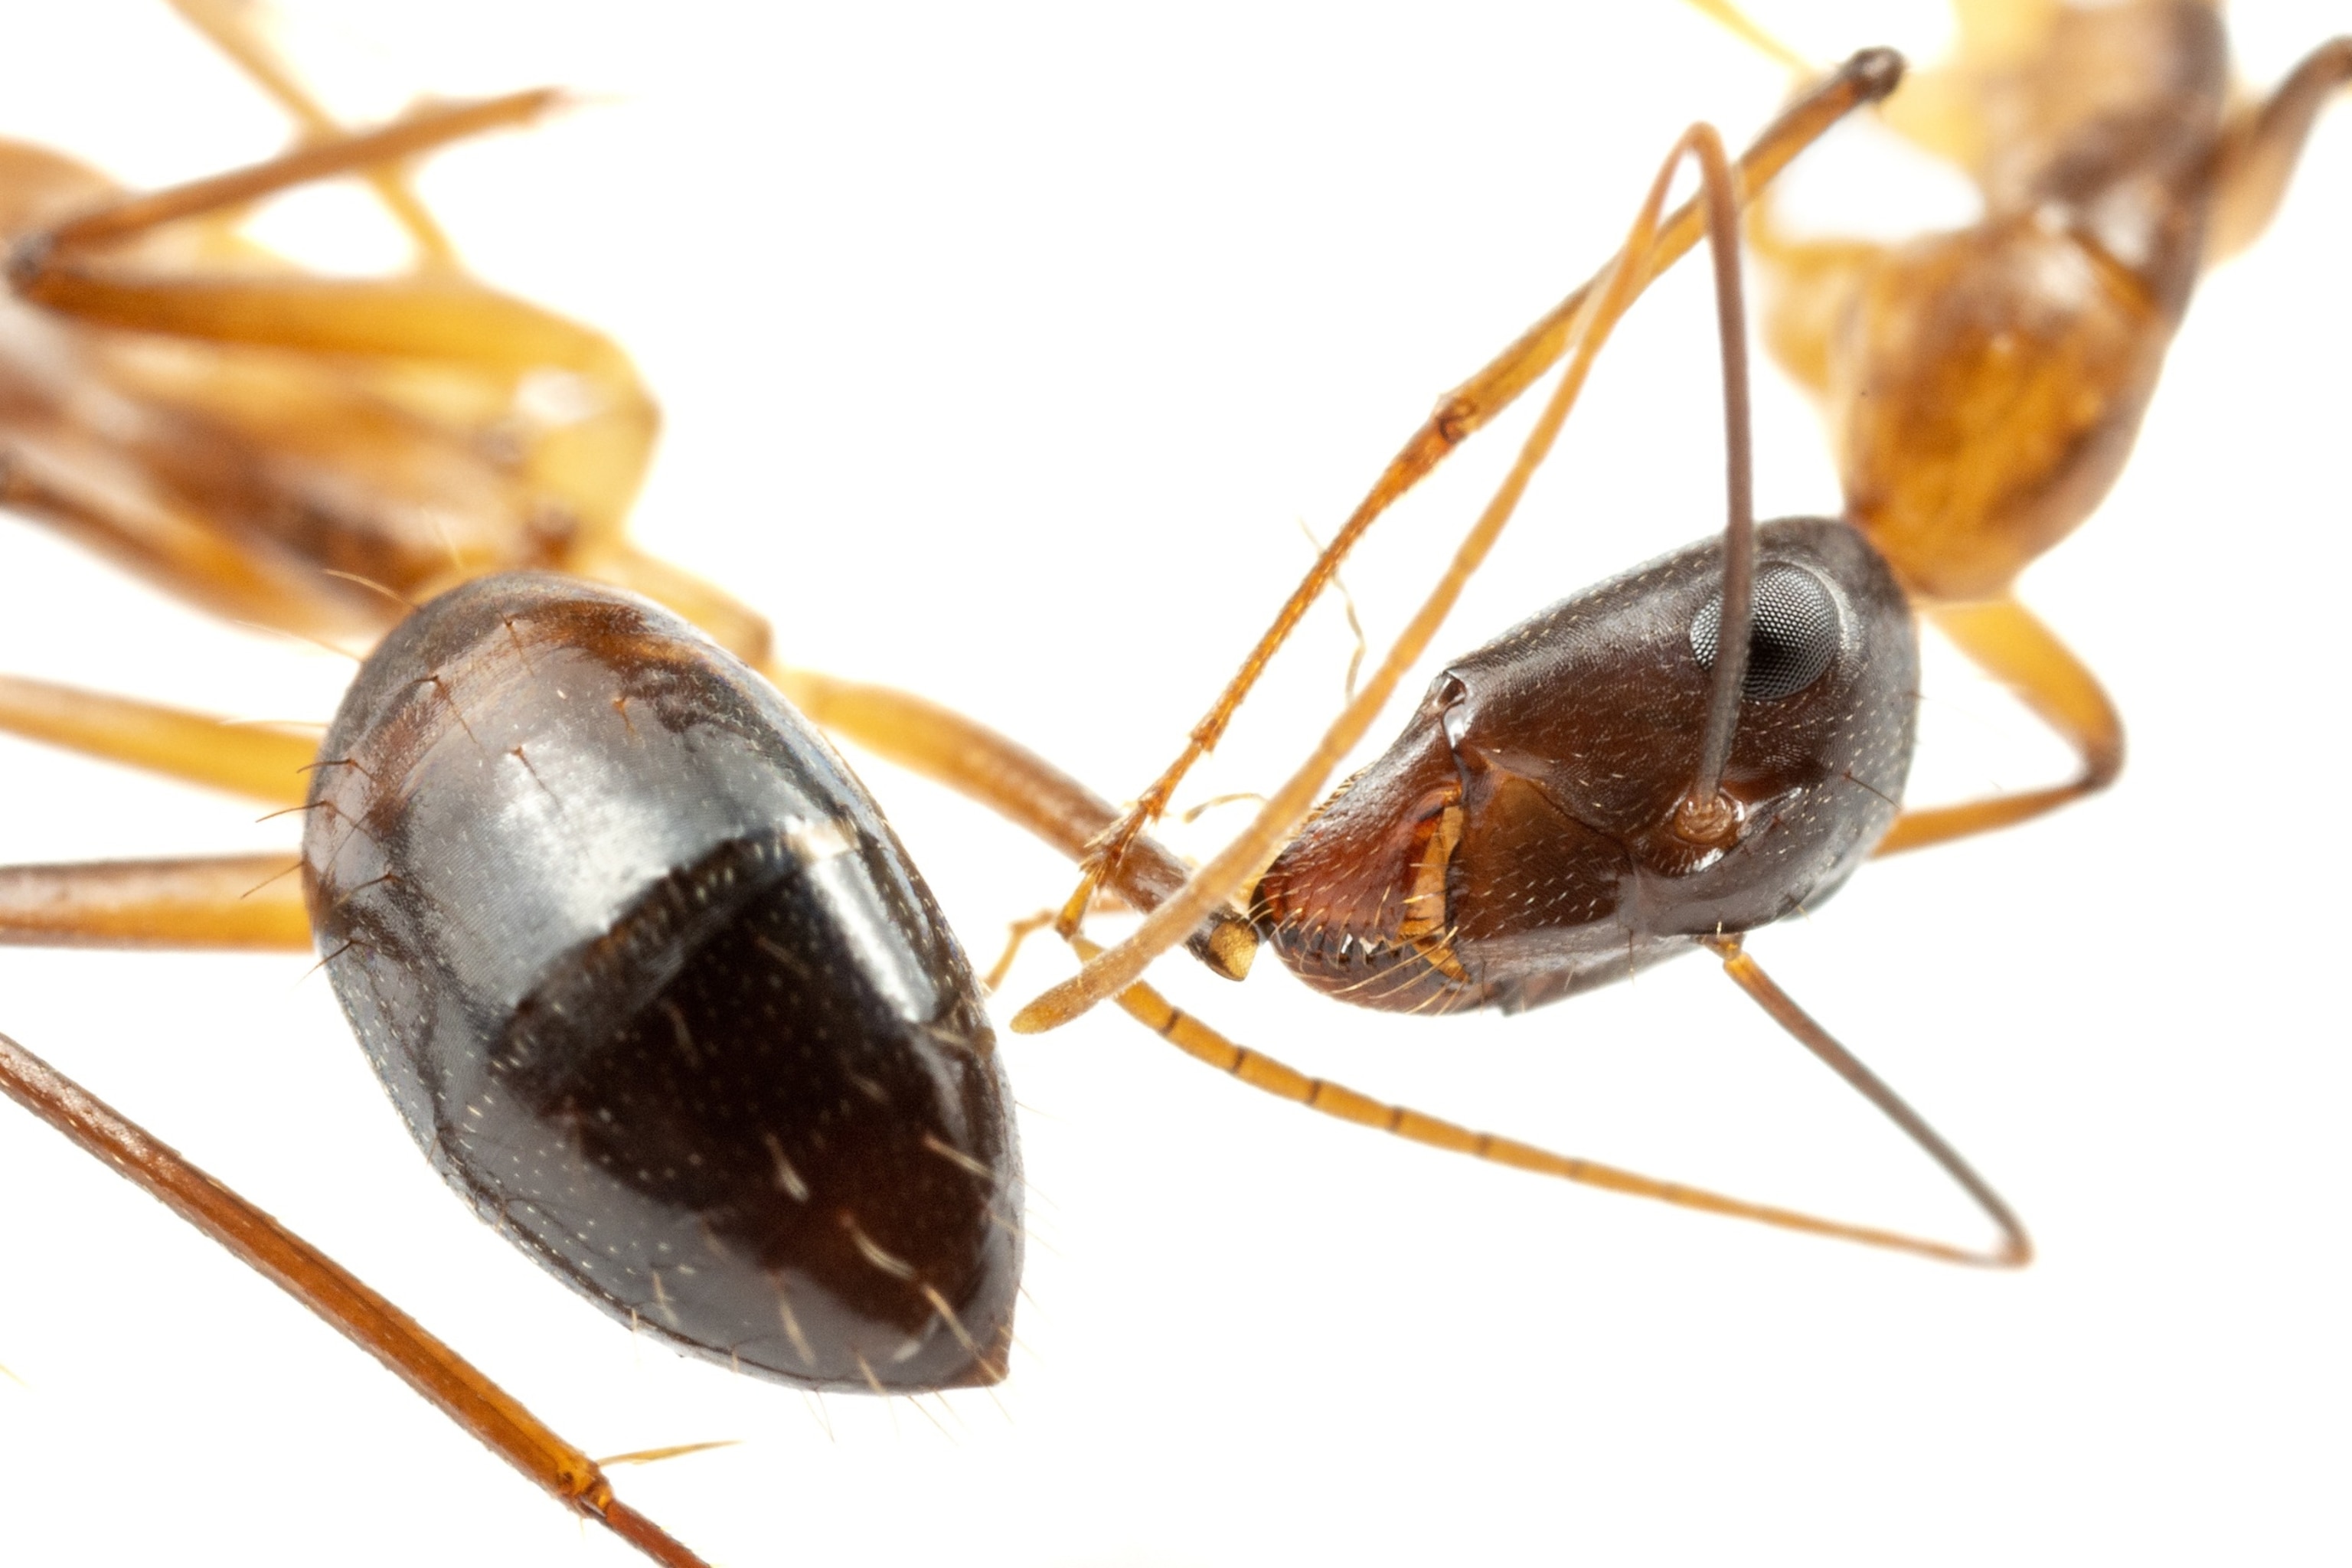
[{"x1": 302, "y1": 574, "x2": 1018, "y2": 1391}]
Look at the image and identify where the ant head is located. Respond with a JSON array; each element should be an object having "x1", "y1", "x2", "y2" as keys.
[{"x1": 1253, "y1": 517, "x2": 1915, "y2": 1014}]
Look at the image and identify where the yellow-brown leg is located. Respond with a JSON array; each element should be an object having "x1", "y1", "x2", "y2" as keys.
[
  {"x1": 0, "y1": 667, "x2": 1259, "y2": 975},
  {"x1": 11, "y1": 91, "x2": 657, "y2": 550},
  {"x1": 1875, "y1": 596, "x2": 2122, "y2": 856},
  {"x1": 1050, "y1": 51, "x2": 1907, "y2": 930},
  {"x1": 779, "y1": 668, "x2": 1259, "y2": 978},
  {"x1": 165, "y1": 0, "x2": 459, "y2": 266},
  {"x1": 24, "y1": 90, "x2": 560, "y2": 260},
  {"x1": 1672, "y1": 0, "x2": 1812, "y2": 75},
  {"x1": 19, "y1": 255, "x2": 638, "y2": 397},
  {"x1": 0, "y1": 855, "x2": 308, "y2": 949},
  {"x1": 2205, "y1": 36, "x2": 2352, "y2": 267},
  {"x1": 0, "y1": 443, "x2": 363, "y2": 645},
  {"x1": 0, "y1": 1028, "x2": 707, "y2": 1567},
  {"x1": 0, "y1": 670, "x2": 309, "y2": 960},
  {"x1": 0, "y1": 674, "x2": 315, "y2": 805},
  {"x1": 1084, "y1": 934, "x2": 2024, "y2": 1268}
]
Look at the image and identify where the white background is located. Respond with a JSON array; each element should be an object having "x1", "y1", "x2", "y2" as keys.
[{"x1": 0, "y1": 3, "x2": 2347, "y2": 1564}]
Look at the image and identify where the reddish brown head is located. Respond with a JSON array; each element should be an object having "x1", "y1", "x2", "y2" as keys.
[{"x1": 1252, "y1": 517, "x2": 1916, "y2": 1014}]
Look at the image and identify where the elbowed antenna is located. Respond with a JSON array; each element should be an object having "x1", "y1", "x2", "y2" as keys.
[{"x1": 1670, "y1": 125, "x2": 1756, "y2": 851}]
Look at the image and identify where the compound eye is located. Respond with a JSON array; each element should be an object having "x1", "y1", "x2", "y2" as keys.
[{"x1": 1688, "y1": 564, "x2": 1841, "y2": 701}]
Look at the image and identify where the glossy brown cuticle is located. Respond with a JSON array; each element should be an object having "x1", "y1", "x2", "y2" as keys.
[
  {"x1": 305, "y1": 576, "x2": 1018, "y2": 1390},
  {"x1": 1253, "y1": 518, "x2": 1914, "y2": 1016}
]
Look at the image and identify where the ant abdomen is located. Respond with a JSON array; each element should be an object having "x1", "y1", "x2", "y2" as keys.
[
  {"x1": 303, "y1": 575, "x2": 1018, "y2": 1392},
  {"x1": 1253, "y1": 518, "x2": 1916, "y2": 1015}
]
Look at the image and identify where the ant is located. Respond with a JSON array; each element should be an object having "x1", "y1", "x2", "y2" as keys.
[
  {"x1": 0, "y1": 12, "x2": 1923, "y2": 1563},
  {"x1": 0, "y1": 5, "x2": 1949, "y2": 1560},
  {"x1": 4, "y1": 5, "x2": 2346, "y2": 1568},
  {"x1": 0, "y1": 3, "x2": 1243, "y2": 1563},
  {"x1": 1018, "y1": 0, "x2": 2351, "y2": 1190},
  {"x1": 1025, "y1": 0, "x2": 2352, "y2": 1015},
  {"x1": 971, "y1": 0, "x2": 2343, "y2": 1558}
]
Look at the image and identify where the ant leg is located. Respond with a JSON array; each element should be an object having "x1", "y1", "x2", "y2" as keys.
[
  {"x1": 0, "y1": 672, "x2": 316, "y2": 949},
  {"x1": 0, "y1": 1030, "x2": 709, "y2": 1568},
  {"x1": 777, "y1": 668, "x2": 1258, "y2": 981},
  {"x1": 0, "y1": 665, "x2": 1259, "y2": 976},
  {"x1": 0, "y1": 674, "x2": 316, "y2": 805},
  {"x1": 10, "y1": 93, "x2": 655, "y2": 550},
  {"x1": 22, "y1": 90, "x2": 559, "y2": 263},
  {"x1": 15, "y1": 86, "x2": 582, "y2": 491},
  {"x1": 0, "y1": 453, "x2": 1168, "y2": 957},
  {"x1": 0, "y1": 854, "x2": 308, "y2": 949},
  {"x1": 8, "y1": 422, "x2": 719, "y2": 664},
  {"x1": 0, "y1": 439, "x2": 375, "y2": 642},
  {"x1": 1018, "y1": 81, "x2": 1913, "y2": 1031},
  {"x1": 981, "y1": 912, "x2": 1060, "y2": 995},
  {"x1": 1671, "y1": 0, "x2": 1811, "y2": 76},
  {"x1": 1079, "y1": 934, "x2": 2020, "y2": 1268},
  {"x1": 1873, "y1": 596, "x2": 2122, "y2": 856},
  {"x1": 165, "y1": 0, "x2": 459, "y2": 266},
  {"x1": 1050, "y1": 51, "x2": 1906, "y2": 926},
  {"x1": 2205, "y1": 37, "x2": 2352, "y2": 267}
]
